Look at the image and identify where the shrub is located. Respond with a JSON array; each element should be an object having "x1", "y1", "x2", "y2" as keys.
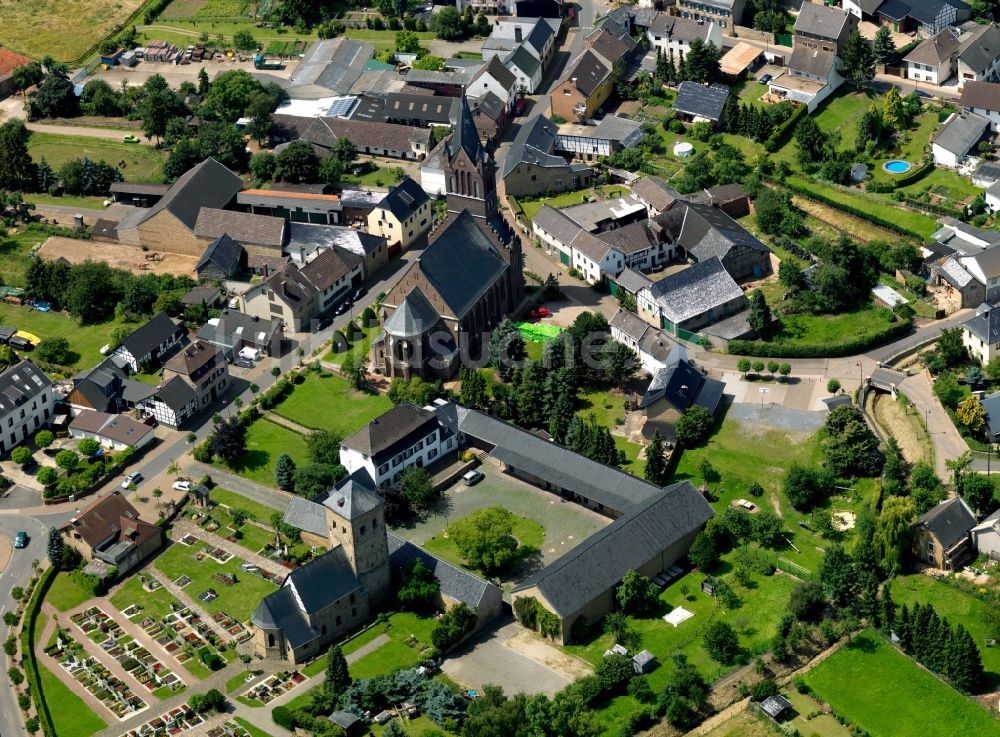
[
  {"x1": 10, "y1": 447, "x2": 31, "y2": 467},
  {"x1": 728, "y1": 319, "x2": 911, "y2": 358}
]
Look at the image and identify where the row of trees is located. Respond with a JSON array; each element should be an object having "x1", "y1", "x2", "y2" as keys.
[
  {"x1": 652, "y1": 40, "x2": 722, "y2": 86},
  {"x1": 897, "y1": 601, "x2": 986, "y2": 693}
]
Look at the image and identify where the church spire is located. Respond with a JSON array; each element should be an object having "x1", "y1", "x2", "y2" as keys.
[
  {"x1": 450, "y1": 94, "x2": 486, "y2": 165},
  {"x1": 444, "y1": 93, "x2": 498, "y2": 219}
]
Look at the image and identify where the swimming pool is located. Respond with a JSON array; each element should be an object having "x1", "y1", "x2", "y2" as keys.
[{"x1": 883, "y1": 160, "x2": 912, "y2": 174}]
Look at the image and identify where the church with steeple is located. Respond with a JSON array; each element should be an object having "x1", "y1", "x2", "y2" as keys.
[{"x1": 372, "y1": 95, "x2": 525, "y2": 380}]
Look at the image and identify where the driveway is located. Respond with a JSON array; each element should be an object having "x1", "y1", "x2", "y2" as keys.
[{"x1": 442, "y1": 618, "x2": 586, "y2": 698}]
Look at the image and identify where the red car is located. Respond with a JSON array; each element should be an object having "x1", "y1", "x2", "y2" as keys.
[{"x1": 529, "y1": 307, "x2": 551, "y2": 318}]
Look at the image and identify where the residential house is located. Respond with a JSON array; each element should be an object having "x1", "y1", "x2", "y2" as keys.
[
  {"x1": 972, "y1": 161, "x2": 1000, "y2": 187},
  {"x1": 675, "y1": 0, "x2": 745, "y2": 32},
  {"x1": 511, "y1": 481, "x2": 713, "y2": 642},
  {"x1": 112, "y1": 312, "x2": 185, "y2": 373},
  {"x1": 911, "y1": 497, "x2": 978, "y2": 569},
  {"x1": 657, "y1": 200, "x2": 772, "y2": 281},
  {"x1": 931, "y1": 110, "x2": 990, "y2": 167},
  {"x1": 340, "y1": 402, "x2": 459, "y2": 488},
  {"x1": 550, "y1": 49, "x2": 614, "y2": 123},
  {"x1": 0, "y1": 47, "x2": 33, "y2": 98},
  {"x1": 64, "y1": 356, "x2": 154, "y2": 417},
  {"x1": 61, "y1": 492, "x2": 162, "y2": 576},
  {"x1": 796, "y1": 2, "x2": 858, "y2": 52},
  {"x1": 483, "y1": 17, "x2": 558, "y2": 67},
  {"x1": 237, "y1": 187, "x2": 345, "y2": 226},
  {"x1": 646, "y1": 14, "x2": 722, "y2": 59},
  {"x1": 197, "y1": 310, "x2": 284, "y2": 359},
  {"x1": 0, "y1": 360, "x2": 54, "y2": 455},
  {"x1": 114, "y1": 158, "x2": 243, "y2": 256},
  {"x1": 466, "y1": 55, "x2": 519, "y2": 109},
  {"x1": 554, "y1": 116, "x2": 645, "y2": 159},
  {"x1": 366, "y1": 177, "x2": 432, "y2": 255},
  {"x1": 287, "y1": 222, "x2": 389, "y2": 280},
  {"x1": 610, "y1": 308, "x2": 676, "y2": 374},
  {"x1": 637, "y1": 343, "x2": 726, "y2": 442},
  {"x1": 195, "y1": 234, "x2": 246, "y2": 282},
  {"x1": 957, "y1": 23, "x2": 1000, "y2": 85},
  {"x1": 961, "y1": 303, "x2": 1000, "y2": 363},
  {"x1": 768, "y1": 45, "x2": 844, "y2": 112},
  {"x1": 632, "y1": 176, "x2": 681, "y2": 216},
  {"x1": 971, "y1": 507, "x2": 1000, "y2": 559},
  {"x1": 904, "y1": 28, "x2": 961, "y2": 84},
  {"x1": 959, "y1": 80, "x2": 1000, "y2": 130},
  {"x1": 298, "y1": 245, "x2": 363, "y2": 315},
  {"x1": 505, "y1": 44, "x2": 544, "y2": 95},
  {"x1": 240, "y1": 263, "x2": 319, "y2": 333},
  {"x1": 502, "y1": 115, "x2": 593, "y2": 197},
  {"x1": 637, "y1": 256, "x2": 748, "y2": 336},
  {"x1": 877, "y1": 0, "x2": 970, "y2": 37},
  {"x1": 373, "y1": 100, "x2": 524, "y2": 380},
  {"x1": 68, "y1": 411, "x2": 155, "y2": 451},
  {"x1": 673, "y1": 82, "x2": 731, "y2": 127}
]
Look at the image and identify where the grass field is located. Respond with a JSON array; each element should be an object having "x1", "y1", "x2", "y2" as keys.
[
  {"x1": 771, "y1": 303, "x2": 898, "y2": 348},
  {"x1": 38, "y1": 661, "x2": 108, "y2": 737},
  {"x1": 349, "y1": 639, "x2": 423, "y2": 680},
  {"x1": 109, "y1": 575, "x2": 178, "y2": 621},
  {"x1": 805, "y1": 631, "x2": 998, "y2": 737},
  {"x1": 210, "y1": 486, "x2": 282, "y2": 525},
  {"x1": 0, "y1": 0, "x2": 145, "y2": 59},
  {"x1": 153, "y1": 539, "x2": 278, "y2": 621},
  {"x1": 0, "y1": 304, "x2": 129, "y2": 369},
  {"x1": 46, "y1": 572, "x2": 96, "y2": 612},
  {"x1": 0, "y1": 229, "x2": 48, "y2": 288},
  {"x1": 518, "y1": 185, "x2": 631, "y2": 221},
  {"x1": 234, "y1": 717, "x2": 278, "y2": 737},
  {"x1": 28, "y1": 133, "x2": 167, "y2": 184},
  {"x1": 424, "y1": 512, "x2": 544, "y2": 578},
  {"x1": 271, "y1": 373, "x2": 392, "y2": 437},
  {"x1": 324, "y1": 323, "x2": 381, "y2": 363},
  {"x1": 26, "y1": 193, "x2": 110, "y2": 210},
  {"x1": 891, "y1": 575, "x2": 1000, "y2": 689},
  {"x1": 219, "y1": 418, "x2": 310, "y2": 486}
]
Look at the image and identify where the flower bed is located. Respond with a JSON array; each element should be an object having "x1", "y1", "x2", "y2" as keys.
[{"x1": 241, "y1": 670, "x2": 308, "y2": 704}]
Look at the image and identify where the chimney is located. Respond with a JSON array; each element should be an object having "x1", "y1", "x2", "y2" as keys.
[
  {"x1": 515, "y1": 26, "x2": 523, "y2": 42},
  {"x1": 572, "y1": 77, "x2": 578, "y2": 87}
]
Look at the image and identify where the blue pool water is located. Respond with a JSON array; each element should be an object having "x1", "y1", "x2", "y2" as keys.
[{"x1": 884, "y1": 160, "x2": 912, "y2": 174}]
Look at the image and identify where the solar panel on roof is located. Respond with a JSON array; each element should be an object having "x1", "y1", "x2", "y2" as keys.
[
  {"x1": 399, "y1": 191, "x2": 414, "y2": 206},
  {"x1": 325, "y1": 97, "x2": 357, "y2": 118}
]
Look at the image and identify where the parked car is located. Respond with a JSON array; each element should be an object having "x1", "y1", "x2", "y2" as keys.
[
  {"x1": 122, "y1": 471, "x2": 143, "y2": 489},
  {"x1": 462, "y1": 470, "x2": 484, "y2": 486},
  {"x1": 123, "y1": 134, "x2": 140, "y2": 143},
  {"x1": 172, "y1": 480, "x2": 191, "y2": 492},
  {"x1": 14, "y1": 531, "x2": 26, "y2": 549},
  {"x1": 529, "y1": 307, "x2": 551, "y2": 318},
  {"x1": 233, "y1": 357, "x2": 254, "y2": 369},
  {"x1": 334, "y1": 301, "x2": 350, "y2": 316},
  {"x1": 9, "y1": 336, "x2": 32, "y2": 350},
  {"x1": 315, "y1": 316, "x2": 333, "y2": 331},
  {"x1": 352, "y1": 286, "x2": 367, "y2": 302},
  {"x1": 758, "y1": 74, "x2": 772, "y2": 84}
]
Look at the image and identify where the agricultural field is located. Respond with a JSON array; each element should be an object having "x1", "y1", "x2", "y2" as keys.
[
  {"x1": 804, "y1": 631, "x2": 999, "y2": 737},
  {"x1": 160, "y1": 0, "x2": 254, "y2": 19},
  {"x1": 0, "y1": 0, "x2": 145, "y2": 60}
]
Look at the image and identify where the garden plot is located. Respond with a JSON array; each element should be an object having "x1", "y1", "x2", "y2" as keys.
[
  {"x1": 70, "y1": 607, "x2": 184, "y2": 696},
  {"x1": 240, "y1": 670, "x2": 308, "y2": 704},
  {"x1": 49, "y1": 633, "x2": 149, "y2": 720},
  {"x1": 118, "y1": 703, "x2": 205, "y2": 737}
]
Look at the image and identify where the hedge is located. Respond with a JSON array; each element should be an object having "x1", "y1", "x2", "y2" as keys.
[
  {"x1": 22, "y1": 567, "x2": 57, "y2": 737},
  {"x1": 764, "y1": 104, "x2": 809, "y2": 152},
  {"x1": 890, "y1": 158, "x2": 935, "y2": 188},
  {"x1": 727, "y1": 319, "x2": 912, "y2": 358},
  {"x1": 781, "y1": 178, "x2": 929, "y2": 239}
]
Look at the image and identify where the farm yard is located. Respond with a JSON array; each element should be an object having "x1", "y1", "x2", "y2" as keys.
[{"x1": 0, "y1": 0, "x2": 145, "y2": 60}]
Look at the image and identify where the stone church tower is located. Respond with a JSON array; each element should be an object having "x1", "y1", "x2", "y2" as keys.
[{"x1": 324, "y1": 476, "x2": 391, "y2": 607}]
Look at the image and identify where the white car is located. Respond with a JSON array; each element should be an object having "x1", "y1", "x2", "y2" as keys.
[
  {"x1": 172, "y1": 480, "x2": 192, "y2": 492},
  {"x1": 122, "y1": 471, "x2": 143, "y2": 489}
]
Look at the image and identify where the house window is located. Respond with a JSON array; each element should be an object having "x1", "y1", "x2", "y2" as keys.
[{"x1": 268, "y1": 634, "x2": 275, "y2": 647}]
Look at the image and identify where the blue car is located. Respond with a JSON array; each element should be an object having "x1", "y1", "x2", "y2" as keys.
[{"x1": 14, "y1": 531, "x2": 26, "y2": 549}]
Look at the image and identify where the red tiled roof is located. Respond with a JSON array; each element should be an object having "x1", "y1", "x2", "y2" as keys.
[{"x1": 0, "y1": 48, "x2": 33, "y2": 78}]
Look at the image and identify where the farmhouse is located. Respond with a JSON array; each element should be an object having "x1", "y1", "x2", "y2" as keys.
[
  {"x1": 637, "y1": 257, "x2": 748, "y2": 337},
  {"x1": 502, "y1": 115, "x2": 593, "y2": 198},
  {"x1": 638, "y1": 344, "x2": 726, "y2": 442},
  {"x1": 904, "y1": 28, "x2": 961, "y2": 85},
  {"x1": 959, "y1": 80, "x2": 1000, "y2": 130},
  {"x1": 0, "y1": 48, "x2": 34, "y2": 99},
  {"x1": 957, "y1": 22, "x2": 1000, "y2": 85},
  {"x1": 112, "y1": 312, "x2": 185, "y2": 373},
  {"x1": 646, "y1": 14, "x2": 722, "y2": 57},
  {"x1": 197, "y1": 310, "x2": 284, "y2": 359},
  {"x1": 911, "y1": 497, "x2": 977, "y2": 569}
]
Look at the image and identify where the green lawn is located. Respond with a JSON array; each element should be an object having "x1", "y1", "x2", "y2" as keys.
[
  {"x1": 338, "y1": 165, "x2": 407, "y2": 188},
  {"x1": 769, "y1": 302, "x2": 899, "y2": 348},
  {"x1": 324, "y1": 323, "x2": 381, "y2": 363},
  {"x1": 209, "y1": 486, "x2": 282, "y2": 523},
  {"x1": 153, "y1": 539, "x2": 278, "y2": 621},
  {"x1": 805, "y1": 631, "x2": 999, "y2": 737},
  {"x1": 898, "y1": 167, "x2": 981, "y2": 204},
  {"x1": 45, "y1": 572, "x2": 95, "y2": 612},
  {"x1": 576, "y1": 388, "x2": 646, "y2": 477},
  {"x1": 349, "y1": 639, "x2": 423, "y2": 680},
  {"x1": 108, "y1": 575, "x2": 177, "y2": 621},
  {"x1": 26, "y1": 193, "x2": 110, "y2": 210},
  {"x1": 271, "y1": 372, "x2": 392, "y2": 437},
  {"x1": 565, "y1": 551, "x2": 798, "y2": 686},
  {"x1": 0, "y1": 229, "x2": 46, "y2": 288},
  {"x1": 518, "y1": 185, "x2": 631, "y2": 221},
  {"x1": 235, "y1": 717, "x2": 278, "y2": 737},
  {"x1": 38, "y1": 661, "x2": 108, "y2": 737},
  {"x1": 28, "y1": 132, "x2": 167, "y2": 184},
  {"x1": 891, "y1": 575, "x2": 1000, "y2": 689},
  {"x1": 424, "y1": 513, "x2": 544, "y2": 578},
  {"x1": 812, "y1": 89, "x2": 879, "y2": 151},
  {"x1": 0, "y1": 304, "x2": 129, "y2": 369},
  {"x1": 226, "y1": 671, "x2": 257, "y2": 693},
  {"x1": 218, "y1": 418, "x2": 310, "y2": 486}
]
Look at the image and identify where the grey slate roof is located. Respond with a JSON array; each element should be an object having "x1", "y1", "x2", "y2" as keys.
[
  {"x1": 533, "y1": 204, "x2": 584, "y2": 245},
  {"x1": 449, "y1": 95, "x2": 488, "y2": 167},
  {"x1": 962, "y1": 304, "x2": 1000, "y2": 343},
  {"x1": 673, "y1": 82, "x2": 730, "y2": 122},
  {"x1": 135, "y1": 158, "x2": 243, "y2": 230},
  {"x1": 342, "y1": 402, "x2": 439, "y2": 465},
  {"x1": 413, "y1": 210, "x2": 509, "y2": 318},
  {"x1": 197, "y1": 310, "x2": 283, "y2": 352},
  {"x1": 321, "y1": 472, "x2": 383, "y2": 521},
  {"x1": 933, "y1": 111, "x2": 990, "y2": 156},
  {"x1": 456, "y1": 406, "x2": 663, "y2": 514},
  {"x1": 299, "y1": 245, "x2": 362, "y2": 292},
  {"x1": 0, "y1": 360, "x2": 51, "y2": 417},
  {"x1": 614, "y1": 267, "x2": 653, "y2": 295},
  {"x1": 645, "y1": 257, "x2": 745, "y2": 325},
  {"x1": 377, "y1": 177, "x2": 430, "y2": 221},
  {"x1": 648, "y1": 13, "x2": 715, "y2": 43},
  {"x1": 980, "y1": 389, "x2": 1000, "y2": 436},
  {"x1": 504, "y1": 115, "x2": 564, "y2": 177},
  {"x1": 788, "y1": 46, "x2": 838, "y2": 78},
  {"x1": 914, "y1": 497, "x2": 977, "y2": 550},
  {"x1": 592, "y1": 115, "x2": 644, "y2": 145},
  {"x1": 562, "y1": 49, "x2": 612, "y2": 98},
  {"x1": 473, "y1": 54, "x2": 517, "y2": 93},
  {"x1": 631, "y1": 176, "x2": 680, "y2": 213},
  {"x1": 571, "y1": 229, "x2": 613, "y2": 262},
  {"x1": 671, "y1": 201, "x2": 770, "y2": 266},
  {"x1": 610, "y1": 307, "x2": 652, "y2": 343},
  {"x1": 526, "y1": 17, "x2": 556, "y2": 57},
  {"x1": 120, "y1": 312, "x2": 182, "y2": 362},
  {"x1": 795, "y1": 3, "x2": 854, "y2": 39},
  {"x1": 906, "y1": 28, "x2": 962, "y2": 66},
  {"x1": 506, "y1": 44, "x2": 541, "y2": 78},
  {"x1": 194, "y1": 208, "x2": 287, "y2": 247},
  {"x1": 961, "y1": 79, "x2": 1000, "y2": 111},
  {"x1": 959, "y1": 23, "x2": 1000, "y2": 74},
  {"x1": 512, "y1": 481, "x2": 714, "y2": 616},
  {"x1": 638, "y1": 343, "x2": 726, "y2": 412},
  {"x1": 597, "y1": 220, "x2": 659, "y2": 256},
  {"x1": 282, "y1": 495, "x2": 329, "y2": 538},
  {"x1": 153, "y1": 375, "x2": 197, "y2": 411},
  {"x1": 350, "y1": 92, "x2": 457, "y2": 126},
  {"x1": 387, "y1": 532, "x2": 496, "y2": 609},
  {"x1": 384, "y1": 288, "x2": 440, "y2": 338},
  {"x1": 761, "y1": 695, "x2": 793, "y2": 719}
]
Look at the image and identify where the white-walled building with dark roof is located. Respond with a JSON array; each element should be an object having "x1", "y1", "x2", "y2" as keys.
[{"x1": 0, "y1": 360, "x2": 54, "y2": 454}]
